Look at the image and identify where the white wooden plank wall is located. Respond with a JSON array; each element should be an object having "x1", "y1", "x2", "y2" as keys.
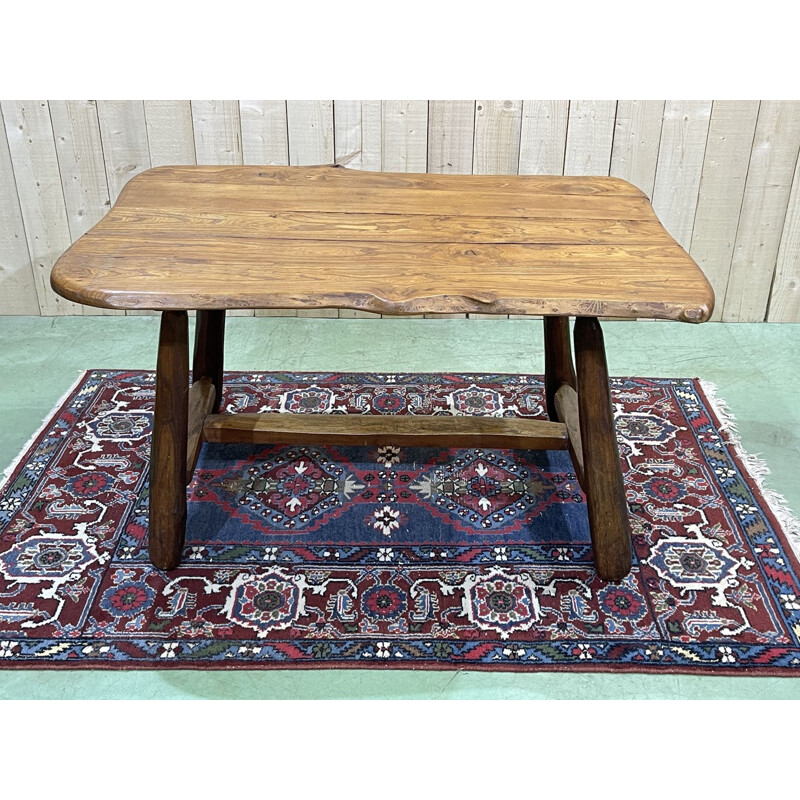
[
  {"x1": 49, "y1": 100, "x2": 120, "y2": 316},
  {"x1": 564, "y1": 100, "x2": 617, "y2": 176},
  {"x1": 1, "y1": 99, "x2": 799, "y2": 322},
  {"x1": 240, "y1": 101, "x2": 288, "y2": 166},
  {"x1": 145, "y1": 101, "x2": 196, "y2": 167},
  {"x1": 2, "y1": 100, "x2": 83, "y2": 315},
  {"x1": 651, "y1": 101, "x2": 713, "y2": 251},
  {"x1": 0, "y1": 103, "x2": 40, "y2": 314},
  {"x1": 518, "y1": 101, "x2": 569, "y2": 175},
  {"x1": 689, "y1": 101, "x2": 759, "y2": 321},
  {"x1": 721, "y1": 101, "x2": 800, "y2": 322},
  {"x1": 610, "y1": 100, "x2": 664, "y2": 198}
]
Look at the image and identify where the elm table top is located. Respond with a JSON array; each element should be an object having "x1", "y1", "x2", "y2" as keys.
[{"x1": 50, "y1": 165, "x2": 714, "y2": 321}]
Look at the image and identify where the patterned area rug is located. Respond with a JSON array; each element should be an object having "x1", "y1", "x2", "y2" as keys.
[{"x1": 1, "y1": 370, "x2": 799, "y2": 674}]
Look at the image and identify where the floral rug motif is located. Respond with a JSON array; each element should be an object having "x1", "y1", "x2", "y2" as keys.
[{"x1": 1, "y1": 370, "x2": 799, "y2": 674}]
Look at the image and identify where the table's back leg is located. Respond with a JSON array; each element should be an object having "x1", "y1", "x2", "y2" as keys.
[
  {"x1": 193, "y1": 310, "x2": 226, "y2": 413},
  {"x1": 574, "y1": 316, "x2": 632, "y2": 580},
  {"x1": 149, "y1": 310, "x2": 189, "y2": 571},
  {"x1": 544, "y1": 316, "x2": 576, "y2": 422}
]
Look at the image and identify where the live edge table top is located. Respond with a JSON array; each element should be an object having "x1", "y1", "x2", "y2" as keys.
[{"x1": 51, "y1": 164, "x2": 714, "y2": 322}]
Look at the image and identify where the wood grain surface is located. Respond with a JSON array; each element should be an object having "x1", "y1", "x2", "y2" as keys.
[
  {"x1": 574, "y1": 316, "x2": 633, "y2": 580},
  {"x1": 50, "y1": 164, "x2": 714, "y2": 321},
  {"x1": 203, "y1": 412, "x2": 569, "y2": 450},
  {"x1": 149, "y1": 310, "x2": 189, "y2": 571}
]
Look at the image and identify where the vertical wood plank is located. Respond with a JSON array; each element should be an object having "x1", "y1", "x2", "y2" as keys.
[
  {"x1": 767, "y1": 152, "x2": 800, "y2": 322},
  {"x1": 0, "y1": 106, "x2": 39, "y2": 315},
  {"x1": 191, "y1": 100, "x2": 243, "y2": 165},
  {"x1": 96, "y1": 100, "x2": 151, "y2": 202},
  {"x1": 2, "y1": 100, "x2": 82, "y2": 315},
  {"x1": 470, "y1": 101, "x2": 521, "y2": 318},
  {"x1": 333, "y1": 100, "x2": 362, "y2": 168},
  {"x1": 722, "y1": 100, "x2": 800, "y2": 322},
  {"x1": 286, "y1": 100, "x2": 334, "y2": 317},
  {"x1": 145, "y1": 101, "x2": 196, "y2": 166},
  {"x1": 378, "y1": 100, "x2": 426, "y2": 315},
  {"x1": 241, "y1": 101, "x2": 293, "y2": 318},
  {"x1": 96, "y1": 101, "x2": 153, "y2": 316},
  {"x1": 689, "y1": 101, "x2": 760, "y2": 321},
  {"x1": 473, "y1": 100, "x2": 522, "y2": 175},
  {"x1": 564, "y1": 101, "x2": 617, "y2": 176},
  {"x1": 50, "y1": 100, "x2": 120, "y2": 316},
  {"x1": 427, "y1": 100, "x2": 475, "y2": 175},
  {"x1": 334, "y1": 100, "x2": 382, "y2": 172},
  {"x1": 518, "y1": 100, "x2": 569, "y2": 175},
  {"x1": 382, "y1": 100, "x2": 428, "y2": 173},
  {"x1": 426, "y1": 101, "x2": 474, "y2": 316},
  {"x1": 240, "y1": 101, "x2": 289, "y2": 166},
  {"x1": 360, "y1": 100, "x2": 383, "y2": 171},
  {"x1": 651, "y1": 100, "x2": 712, "y2": 250},
  {"x1": 610, "y1": 100, "x2": 665, "y2": 198},
  {"x1": 191, "y1": 101, "x2": 250, "y2": 315},
  {"x1": 287, "y1": 101, "x2": 334, "y2": 165},
  {"x1": 50, "y1": 101, "x2": 111, "y2": 239}
]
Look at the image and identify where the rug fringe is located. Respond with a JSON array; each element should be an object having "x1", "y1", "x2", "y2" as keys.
[
  {"x1": 0, "y1": 370, "x2": 89, "y2": 494},
  {"x1": 700, "y1": 378, "x2": 800, "y2": 562}
]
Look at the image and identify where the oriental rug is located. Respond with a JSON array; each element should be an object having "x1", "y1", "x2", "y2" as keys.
[{"x1": 1, "y1": 370, "x2": 799, "y2": 674}]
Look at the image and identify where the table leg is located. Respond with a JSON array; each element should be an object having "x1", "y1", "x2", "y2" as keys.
[
  {"x1": 149, "y1": 310, "x2": 189, "y2": 571},
  {"x1": 193, "y1": 310, "x2": 226, "y2": 413},
  {"x1": 544, "y1": 315, "x2": 576, "y2": 422},
  {"x1": 574, "y1": 316, "x2": 632, "y2": 580}
]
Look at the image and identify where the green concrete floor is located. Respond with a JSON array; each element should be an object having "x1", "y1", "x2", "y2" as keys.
[{"x1": 0, "y1": 316, "x2": 798, "y2": 699}]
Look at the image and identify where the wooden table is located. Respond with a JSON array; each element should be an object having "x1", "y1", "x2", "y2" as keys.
[{"x1": 51, "y1": 165, "x2": 714, "y2": 580}]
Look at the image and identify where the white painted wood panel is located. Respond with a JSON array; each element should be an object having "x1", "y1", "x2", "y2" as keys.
[
  {"x1": 96, "y1": 100, "x2": 151, "y2": 203},
  {"x1": 382, "y1": 100, "x2": 428, "y2": 173},
  {"x1": 689, "y1": 101, "x2": 760, "y2": 321},
  {"x1": 767, "y1": 151, "x2": 800, "y2": 322},
  {"x1": 286, "y1": 101, "x2": 334, "y2": 165},
  {"x1": 191, "y1": 101, "x2": 250, "y2": 315},
  {"x1": 240, "y1": 101, "x2": 288, "y2": 166},
  {"x1": 241, "y1": 101, "x2": 294, "y2": 318},
  {"x1": 564, "y1": 101, "x2": 616, "y2": 176},
  {"x1": 2, "y1": 100, "x2": 82, "y2": 315},
  {"x1": 333, "y1": 100, "x2": 362, "y2": 168},
  {"x1": 473, "y1": 100, "x2": 522, "y2": 175},
  {"x1": 50, "y1": 100, "x2": 111, "y2": 239},
  {"x1": 360, "y1": 100, "x2": 382, "y2": 172},
  {"x1": 0, "y1": 106, "x2": 39, "y2": 315},
  {"x1": 722, "y1": 100, "x2": 800, "y2": 322},
  {"x1": 334, "y1": 100, "x2": 381, "y2": 171},
  {"x1": 96, "y1": 101, "x2": 154, "y2": 316},
  {"x1": 145, "y1": 101, "x2": 196, "y2": 166},
  {"x1": 518, "y1": 100, "x2": 569, "y2": 175},
  {"x1": 651, "y1": 100, "x2": 713, "y2": 250},
  {"x1": 191, "y1": 100, "x2": 242, "y2": 165},
  {"x1": 50, "y1": 100, "x2": 120, "y2": 316},
  {"x1": 426, "y1": 101, "x2": 473, "y2": 316},
  {"x1": 427, "y1": 100, "x2": 475, "y2": 175},
  {"x1": 610, "y1": 100, "x2": 664, "y2": 198}
]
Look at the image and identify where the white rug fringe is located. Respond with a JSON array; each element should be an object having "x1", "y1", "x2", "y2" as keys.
[
  {"x1": 0, "y1": 370, "x2": 89, "y2": 494},
  {"x1": 700, "y1": 378, "x2": 800, "y2": 562}
]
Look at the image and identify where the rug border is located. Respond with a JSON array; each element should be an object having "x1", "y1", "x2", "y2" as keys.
[
  {"x1": 0, "y1": 369, "x2": 90, "y2": 495},
  {"x1": 698, "y1": 378, "x2": 800, "y2": 565},
  {"x1": 1, "y1": 370, "x2": 799, "y2": 676}
]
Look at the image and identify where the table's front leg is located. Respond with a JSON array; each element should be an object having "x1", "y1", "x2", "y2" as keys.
[
  {"x1": 574, "y1": 316, "x2": 632, "y2": 580},
  {"x1": 149, "y1": 310, "x2": 189, "y2": 570}
]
